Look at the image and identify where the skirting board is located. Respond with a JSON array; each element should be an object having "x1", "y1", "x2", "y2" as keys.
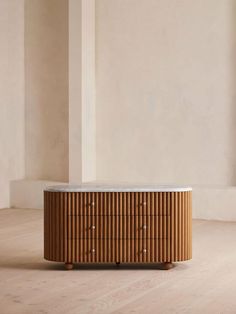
[
  {"x1": 192, "y1": 185, "x2": 236, "y2": 221},
  {"x1": 10, "y1": 180, "x2": 66, "y2": 210},
  {"x1": 9, "y1": 180, "x2": 236, "y2": 222}
]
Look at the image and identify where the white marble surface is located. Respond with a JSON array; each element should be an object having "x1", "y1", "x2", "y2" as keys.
[{"x1": 45, "y1": 184, "x2": 192, "y2": 192}]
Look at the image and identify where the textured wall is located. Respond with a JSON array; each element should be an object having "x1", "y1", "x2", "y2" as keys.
[
  {"x1": 96, "y1": 0, "x2": 236, "y2": 185},
  {"x1": 0, "y1": 0, "x2": 25, "y2": 208},
  {"x1": 25, "y1": 0, "x2": 69, "y2": 182}
]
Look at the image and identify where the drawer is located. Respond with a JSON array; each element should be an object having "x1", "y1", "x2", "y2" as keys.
[
  {"x1": 66, "y1": 238, "x2": 171, "y2": 263},
  {"x1": 67, "y1": 192, "x2": 172, "y2": 216},
  {"x1": 134, "y1": 215, "x2": 170, "y2": 239},
  {"x1": 128, "y1": 239, "x2": 171, "y2": 263},
  {"x1": 67, "y1": 215, "x2": 117, "y2": 239},
  {"x1": 67, "y1": 215, "x2": 170, "y2": 239},
  {"x1": 67, "y1": 238, "x2": 118, "y2": 263},
  {"x1": 67, "y1": 215, "x2": 129, "y2": 239}
]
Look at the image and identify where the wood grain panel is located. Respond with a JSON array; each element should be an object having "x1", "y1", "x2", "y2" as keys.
[
  {"x1": 66, "y1": 192, "x2": 172, "y2": 216},
  {"x1": 44, "y1": 191, "x2": 192, "y2": 263}
]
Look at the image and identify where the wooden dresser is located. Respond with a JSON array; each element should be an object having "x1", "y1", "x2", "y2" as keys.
[{"x1": 44, "y1": 185, "x2": 192, "y2": 270}]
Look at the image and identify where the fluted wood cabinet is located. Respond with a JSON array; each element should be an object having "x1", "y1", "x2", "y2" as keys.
[{"x1": 44, "y1": 186, "x2": 192, "y2": 270}]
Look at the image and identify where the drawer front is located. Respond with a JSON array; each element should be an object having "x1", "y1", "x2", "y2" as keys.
[
  {"x1": 67, "y1": 215, "x2": 118, "y2": 239},
  {"x1": 113, "y1": 239, "x2": 171, "y2": 263},
  {"x1": 67, "y1": 215, "x2": 136, "y2": 239},
  {"x1": 134, "y1": 215, "x2": 170, "y2": 239},
  {"x1": 66, "y1": 238, "x2": 171, "y2": 263},
  {"x1": 67, "y1": 215, "x2": 170, "y2": 239},
  {"x1": 66, "y1": 192, "x2": 171, "y2": 216},
  {"x1": 67, "y1": 239, "x2": 119, "y2": 263}
]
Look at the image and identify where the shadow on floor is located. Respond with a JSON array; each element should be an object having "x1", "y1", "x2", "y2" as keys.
[{"x1": 0, "y1": 256, "x2": 190, "y2": 271}]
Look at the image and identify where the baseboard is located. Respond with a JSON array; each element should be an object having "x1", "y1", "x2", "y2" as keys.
[
  {"x1": 9, "y1": 180, "x2": 236, "y2": 221},
  {"x1": 192, "y1": 185, "x2": 236, "y2": 221},
  {"x1": 10, "y1": 179, "x2": 66, "y2": 210}
]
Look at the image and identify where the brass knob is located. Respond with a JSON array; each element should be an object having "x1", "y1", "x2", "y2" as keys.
[
  {"x1": 143, "y1": 249, "x2": 147, "y2": 254},
  {"x1": 91, "y1": 225, "x2": 96, "y2": 230},
  {"x1": 91, "y1": 248, "x2": 96, "y2": 253},
  {"x1": 89, "y1": 202, "x2": 95, "y2": 207},
  {"x1": 142, "y1": 225, "x2": 147, "y2": 229},
  {"x1": 142, "y1": 202, "x2": 147, "y2": 206}
]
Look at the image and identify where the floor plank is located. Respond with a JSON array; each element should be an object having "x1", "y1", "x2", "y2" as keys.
[{"x1": 0, "y1": 208, "x2": 236, "y2": 314}]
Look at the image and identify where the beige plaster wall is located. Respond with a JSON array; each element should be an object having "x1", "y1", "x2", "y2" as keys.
[
  {"x1": 96, "y1": 0, "x2": 236, "y2": 185},
  {"x1": 0, "y1": 0, "x2": 25, "y2": 208},
  {"x1": 69, "y1": 0, "x2": 96, "y2": 183},
  {"x1": 69, "y1": 0, "x2": 83, "y2": 183},
  {"x1": 25, "y1": 0, "x2": 69, "y2": 182}
]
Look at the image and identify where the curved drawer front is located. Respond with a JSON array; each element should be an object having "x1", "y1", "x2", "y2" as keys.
[
  {"x1": 44, "y1": 191, "x2": 192, "y2": 262},
  {"x1": 64, "y1": 239, "x2": 172, "y2": 263},
  {"x1": 64, "y1": 215, "x2": 170, "y2": 240},
  {"x1": 45, "y1": 191, "x2": 172, "y2": 216}
]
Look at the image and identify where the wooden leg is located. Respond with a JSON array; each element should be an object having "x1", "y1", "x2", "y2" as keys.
[
  {"x1": 160, "y1": 262, "x2": 173, "y2": 270},
  {"x1": 65, "y1": 263, "x2": 73, "y2": 270},
  {"x1": 116, "y1": 262, "x2": 120, "y2": 266}
]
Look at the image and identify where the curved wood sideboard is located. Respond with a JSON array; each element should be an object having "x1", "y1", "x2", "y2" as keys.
[{"x1": 44, "y1": 186, "x2": 192, "y2": 270}]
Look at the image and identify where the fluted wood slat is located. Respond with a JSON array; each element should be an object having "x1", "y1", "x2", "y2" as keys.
[{"x1": 44, "y1": 191, "x2": 192, "y2": 263}]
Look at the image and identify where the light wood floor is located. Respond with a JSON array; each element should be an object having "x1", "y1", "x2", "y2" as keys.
[{"x1": 0, "y1": 209, "x2": 236, "y2": 314}]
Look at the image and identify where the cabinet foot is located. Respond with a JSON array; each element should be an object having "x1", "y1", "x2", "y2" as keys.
[
  {"x1": 65, "y1": 263, "x2": 73, "y2": 270},
  {"x1": 160, "y1": 262, "x2": 173, "y2": 270},
  {"x1": 116, "y1": 262, "x2": 120, "y2": 266}
]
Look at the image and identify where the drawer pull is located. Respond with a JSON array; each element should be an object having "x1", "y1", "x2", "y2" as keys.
[
  {"x1": 91, "y1": 248, "x2": 96, "y2": 253},
  {"x1": 88, "y1": 202, "x2": 95, "y2": 207},
  {"x1": 141, "y1": 202, "x2": 147, "y2": 206},
  {"x1": 91, "y1": 225, "x2": 96, "y2": 230},
  {"x1": 143, "y1": 249, "x2": 147, "y2": 254},
  {"x1": 142, "y1": 225, "x2": 147, "y2": 229}
]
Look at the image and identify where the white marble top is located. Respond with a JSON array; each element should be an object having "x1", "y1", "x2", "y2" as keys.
[{"x1": 45, "y1": 184, "x2": 192, "y2": 192}]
